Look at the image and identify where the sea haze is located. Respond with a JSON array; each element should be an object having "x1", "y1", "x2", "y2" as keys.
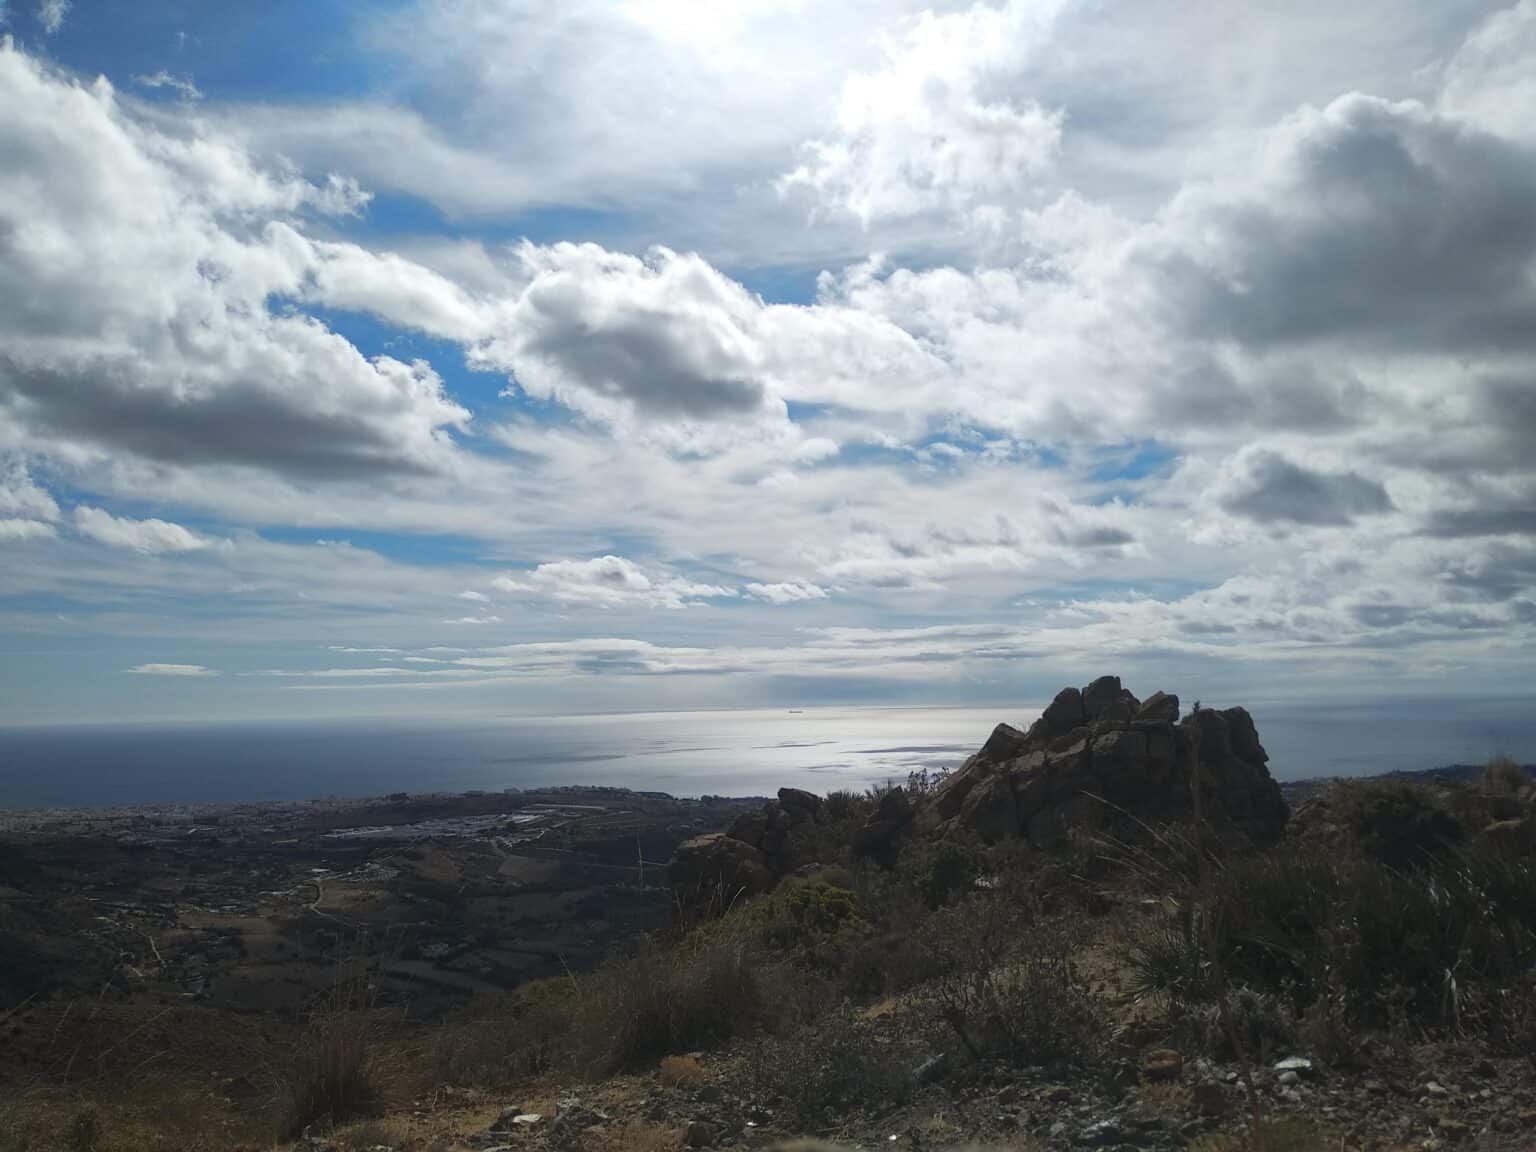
[{"x1": 0, "y1": 698, "x2": 1532, "y2": 811}]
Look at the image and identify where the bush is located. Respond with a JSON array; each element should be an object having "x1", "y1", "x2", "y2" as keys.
[
  {"x1": 919, "y1": 890, "x2": 1103, "y2": 1067},
  {"x1": 745, "y1": 876, "x2": 870, "y2": 972},
  {"x1": 1336, "y1": 779, "x2": 1463, "y2": 868},
  {"x1": 279, "y1": 1005, "x2": 378, "y2": 1139},
  {"x1": 1124, "y1": 828, "x2": 1536, "y2": 1038}
]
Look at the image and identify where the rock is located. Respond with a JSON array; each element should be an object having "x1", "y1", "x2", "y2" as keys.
[
  {"x1": 1426, "y1": 1081, "x2": 1449, "y2": 1097},
  {"x1": 686, "y1": 1119, "x2": 717, "y2": 1147},
  {"x1": 1273, "y1": 1056, "x2": 1313, "y2": 1077},
  {"x1": 777, "y1": 787, "x2": 822, "y2": 822},
  {"x1": 1075, "y1": 1117, "x2": 1127, "y2": 1146},
  {"x1": 912, "y1": 1053, "x2": 948, "y2": 1085},
  {"x1": 1044, "y1": 1084, "x2": 1073, "y2": 1103},
  {"x1": 727, "y1": 808, "x2": 771, "y2": 848},
  {"x1": 977, "y1": 722, "x2": 1030, "y2": 763},
  {"x1": 1141, "y1": 1048, "x2": 1182, "y2": 1081},
  {"x1": 1081, "y1": 676, "x2": 1125, "y2": 721},
  {"x1": 1037, "y1": 686, "x2": 1087, "y2": 738},
  {"x1": 1192, "y1": 1082, "x2": 1229, "y2": 1118},
  {"x1": 1091, "y1": 697, "x2": 1137, "y2": 735},
  {"x1": 854, "y1": 786, "x2": 914, "y2": 863},
  {"x1": 1277, "y1": 1070, "x2": 1299, "y2": 1087},
  {"x1": 1135, "y1": 691, "x2": 1180, "y2": 724},
  {"x1": 1436, "y1": 1117, "x2": 1471, "y2": 1141},
  {"x1": 955, "y1": 770, "x2": 1020, "y2": 844},
  {"x1": 669, "y1": 834, "x2": 773, "y2": 906},
  {"x1": 698, "y1": 1084, "x2": 722, "y2": 1103}
]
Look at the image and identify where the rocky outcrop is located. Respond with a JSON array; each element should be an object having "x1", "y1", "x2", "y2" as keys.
[
  {"x1": 927, "y1": 676, "x2": 1287, "y2": 848},
  {"x1": 671, "y1": 677, "x2": 1288, "y2": 904},
  {"x1": 671, "y1": 787, "x2": 830, "y2": 906}
]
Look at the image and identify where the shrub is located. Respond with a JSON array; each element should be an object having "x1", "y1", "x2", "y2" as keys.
[
  {"x1": 919, "y1": 890, "x2": 1103, "y2": 1067},
  {"x1": 823, "y1": 790, "x2": 864, "y2": 822},
  {"x1": 279, "y1": 1004, "x2": 378, "y2": 1138},
  {"x1": 1481, "y1": 754, "x2": 1530, "y2": 796},
  {"x1": 581, "y1": 917, "x2": 794, "y2": 1072},
  {"x1": 745, "y1": 876, "x2": 870, "y2": 972},
  {"x1": 1336, "y1": 779, "x2": 1463, "y2": 868}
]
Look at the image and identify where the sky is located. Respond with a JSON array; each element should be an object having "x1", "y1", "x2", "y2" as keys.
[{"x1": 1, "y1": 0, "x2": 1535, "y2": 727}]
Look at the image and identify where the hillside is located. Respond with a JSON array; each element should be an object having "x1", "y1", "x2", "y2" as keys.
[{"x1": 3, "y1": 680, "x2": 1534, "y2": 1152}]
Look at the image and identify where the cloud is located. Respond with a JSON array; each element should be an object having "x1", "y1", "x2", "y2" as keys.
[
  {"x1": 36, "y1": 0, "x2": 65, "y2": 35},
  {"x1": 127, "y1": 663, "x2": 216, "y2": 676},
  {"x1": 0, "y1": 459, "x2": 59, "y2": 540},
  {"x1": 781, "y1": 1, "x2": 1064, "y2": 225},
  {"x1": 0, "y1": 518, "x2": 56, "y2": 541},
  {"x1": 457, "y1": 589, "x2": 490, "y2": 602},
  {"x1": 442, "y1": 614, "x2": 503, "y2": 625},
  {"x1": 479, "y1": 243, "x2": 770, "y2": 421},
  {"x1": 74, "y1": 506, "x2": 211, "y2": 553},
  {"x1": 493, "y1": 555, "x2": 736, "y2": 610},
  {"x1": 1215, "y1": 449, "x2": 1394, "y2": 527},
  {"x1": 133, "y1": 70, "x2": 202, "y2": 101},
  {"x1": 744, "y1": 581, "x2": 829, "y2": 603},
  {"x1": 0, "y1": 45, "x2": 468, "y2": 486}
]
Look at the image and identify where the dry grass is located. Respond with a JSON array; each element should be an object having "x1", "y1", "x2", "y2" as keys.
[
  {"x1": 657, "y1": 1054, "x2": 705, "y2": 1088},
  {"x1": 1188, "y1": 1118, "x2": 1333, "y2": 1151}
]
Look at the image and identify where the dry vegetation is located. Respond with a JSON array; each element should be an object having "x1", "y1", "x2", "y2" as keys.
[{"x1": 4, "y1": 758, "x2": 1534, "y2": 1150}]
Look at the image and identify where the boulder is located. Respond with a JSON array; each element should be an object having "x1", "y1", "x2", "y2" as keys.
[
  {"x1": 1082, "y1": 675, "x2": 1125, "y2": 721},
  {"x1": 727, "y1": 808, "x2": 770, "y2": 848},
  {"x1": 669, "y1": 834, "x2": 773, "y2": 904},
  {"x1": 1135, "y1": 691, "x2": 1180, "y2": 724},
  {"x1": 854, "y1": 786, "x2": 914, "y2": 863},
  {"x1": 954, "y1": 771, "x2": 1020, "y2": 844},
  {"x1": 1034, "y1": 686, "x2": 1086, "y2": 739},
  {"x1": 916, "y1": 679, "x2": 1289, "y2": 851},
  {"x1": 930, "y1": 759, "x2": 988, "y2": 821},
  {"x1": 777, "y1": 787, "x2": 823, "y2": 823},
  {"x1": 977, "y1": 722, "x2": 1030, "y2": 763}
]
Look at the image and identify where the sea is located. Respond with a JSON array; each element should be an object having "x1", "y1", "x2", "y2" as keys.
[{"x1": 0, "y1": 697, "x2": 1532, "y2": 811}]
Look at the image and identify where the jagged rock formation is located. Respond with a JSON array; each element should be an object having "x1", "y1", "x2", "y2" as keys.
[
  {"x1": 924, "y1": 676, "x2": 1287, "y2": 847},
  {"x1": 669, "y1": 678, "x2": 1288, "y2": 904},
  {"x1": 671, "y1": 787, "x2": 830, "y2": 905}
]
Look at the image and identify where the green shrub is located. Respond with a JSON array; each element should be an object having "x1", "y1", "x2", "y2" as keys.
[{"x1": 745, "y1": 876, "x2": 870, "y2": 972}]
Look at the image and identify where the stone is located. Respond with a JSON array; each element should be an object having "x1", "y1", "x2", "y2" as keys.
[
  {"x1": 777, "y1": 787, "x2": 822, "y2": 822},
  {"x1": 1273, "y1": 1056, "x2": 1313, "y2": 1076},
  {"x1": 1436, "y1": 1117, "x2": 1471, "y2": 1141},
  {"x1": 1038, "y1": 686, "x2": 1087, "y2": 737},
  {"x1": 955, "y1": 770, "x2": 1020, "y2": 844},
  {"x1": 1093, "y1": 728, "x2": 1148, "y2": 777},
  {"x1": 1192, "y1": 1082, "x2": 1229, "y2": 1118},
  {"x1": 977, "y1": 722, "x2": 1030, "y2": 763},
  {"x1": 727, "y1": 808, "x2": 770, "y2": 847},
  {"x1": 1135, "y1": 691, "x2": 1180, "y2": 723},
  {"x1": 1091, "y1": 696, "x2": 1136, "y2": 734},
  {"x1": 669, "y1": 834, "x2": 773, "y2": 904},
  {"x1": 1081, "y1": 675, "x2": 1125, "y2": 720},
  {"x1": 1141, "y1": 1048, "x2": 1182, "y2": 1081},
  {"x1": 854, "y1": 786, "x2": 914, "y2": 863},
  {"x1": 1277, "y1": 1070, "x2": 1299, "y2": 1086},
  {"x1": 698, "y1": 1083, "x2": 721, "y2": 1103},
  {"x1": 686, "y1": 1119, "x2": 717, "y2": 1147},
  {"x1": 1044, "y1": 1084, "x2": 1073, "y2": 1103}
]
